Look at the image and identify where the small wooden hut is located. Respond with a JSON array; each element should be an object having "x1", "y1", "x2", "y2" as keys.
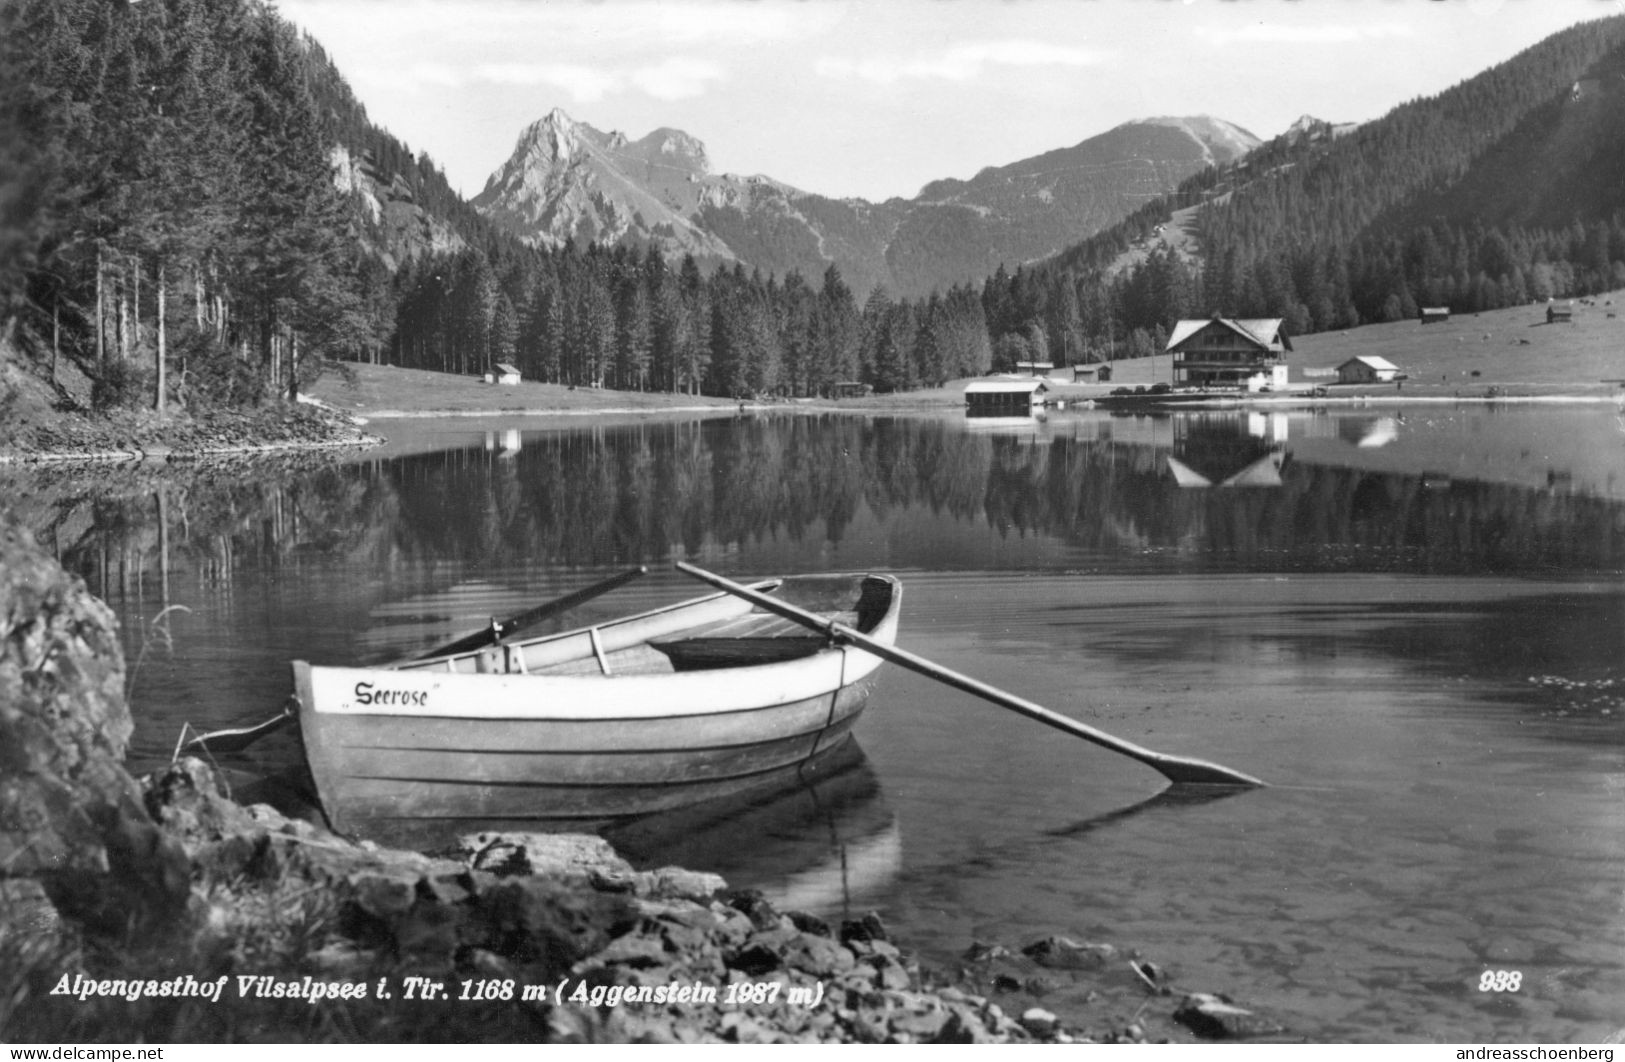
[{"x1": 964, "y1": 377, "x2": 1049, "y2": 415}]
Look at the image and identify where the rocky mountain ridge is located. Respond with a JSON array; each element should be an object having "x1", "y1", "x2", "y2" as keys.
[{"x1": 471, "y1": 109, "x2": 1262, "y2": 297}]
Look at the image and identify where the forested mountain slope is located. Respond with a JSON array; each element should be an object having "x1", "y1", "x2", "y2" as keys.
[
  {"x1": 0, "y1": 0, "x2": 393, "y2": 416},
  {"x1": 1021, "y1": 14, "x2": 1625, "y2": 360}
]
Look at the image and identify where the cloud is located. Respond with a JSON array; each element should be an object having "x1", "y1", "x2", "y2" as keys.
[
  {"x1": 631, "y1": 58, "x2": 727, "y2": 101},
  {"x1": 537, "y1": 1, "x2": 840, "y2": 50},
  {"x1": 386, "y1": 57, "x2": 724, "y2": 103},
  {"x1": 286, "y1": 0, "x2": 838, "y2": 52},
  {"x1": 282, "y1": 0, "x2": 825, "y2": 101},
  {"x1": 1198, "y1": 22, "x2": 1415, "y2": 46},
  {"x1": 373, "y1": 57, "x2": 723, "y2": 104},
  {"x1": 816, "y1": 39, "x2": 1105, "y2": 85},
  {"x1": 400, "y1": 62, "x2": 465, "y2": 88},
  {"x1": 475, "y1": 62, "x2": 620, "y2": 101}
]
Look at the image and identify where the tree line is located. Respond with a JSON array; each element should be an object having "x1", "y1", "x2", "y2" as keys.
[{"x1": 388, "y1": 242, "x2": 995, "y2": 397}]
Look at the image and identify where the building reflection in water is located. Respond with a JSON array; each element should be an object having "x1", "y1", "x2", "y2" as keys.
[
  {"x1": 484, "y1": 429, "x2": 523, "y2": 456},
  {"x1": 1166, "y1": 411, "x2": 1288, "y2": 489},
  {"x1": 1339, "y1": 415, "x2": 1400, "y2": 448}
]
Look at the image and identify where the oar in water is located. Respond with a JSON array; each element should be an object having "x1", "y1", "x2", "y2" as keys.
[
  {"x1": 674, "y1": 562, "x2": 1265, "y2": 788},
  {"x1": 180, "y1": 566, "x2": 648, "y2": 757}
]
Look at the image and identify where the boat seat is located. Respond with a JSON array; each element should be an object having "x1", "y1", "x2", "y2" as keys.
[{"x1": 529, "y1": 644, "x2": 678, "y2": 677}]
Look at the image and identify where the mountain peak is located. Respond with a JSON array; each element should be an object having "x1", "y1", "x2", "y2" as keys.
[{"x1": 522, "y1": 107, "x2": 583, "y2": 141}]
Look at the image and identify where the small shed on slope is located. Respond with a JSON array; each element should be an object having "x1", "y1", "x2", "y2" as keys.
[{"x1": 1335, "y1": 355, "x2": 1400, "y2": 385}]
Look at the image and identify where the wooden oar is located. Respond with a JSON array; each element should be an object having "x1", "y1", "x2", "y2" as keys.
[
  {"x1": 675, "y1": 562, "x2": 1265, "y2": 788},
  {"x1": 415, "y1": 565, "x2": 648, "y2": 660},
  {"x1": 181, "y1": 566, "x2": 648, "y2": 756}
]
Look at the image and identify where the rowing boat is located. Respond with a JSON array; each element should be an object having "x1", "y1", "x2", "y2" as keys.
[{"x1": 292, "y1": 573, "x2": 902, "y2": 834}]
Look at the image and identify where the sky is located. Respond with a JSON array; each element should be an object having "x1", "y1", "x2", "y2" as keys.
[{"x1": 278, "y1": 0, "x2": 1624, "y2": 203}]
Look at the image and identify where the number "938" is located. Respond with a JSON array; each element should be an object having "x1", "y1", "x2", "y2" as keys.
[{"x1": 1478, "y1": 970, "x2": 1522, "y2": 993}]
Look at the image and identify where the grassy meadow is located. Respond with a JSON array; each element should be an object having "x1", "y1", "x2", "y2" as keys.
[
  {"x1": 306, "y1": 363, "x2": 741, "y2": 417},
  {"x1": 307, "y1": 292, "x2": 1625, "y2": 419}
]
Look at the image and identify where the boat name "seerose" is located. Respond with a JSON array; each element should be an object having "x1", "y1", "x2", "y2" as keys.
[{"x1": 353, "y1": 682, "x2": 429, "y2": 707}]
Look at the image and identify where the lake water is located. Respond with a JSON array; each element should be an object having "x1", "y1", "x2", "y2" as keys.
[{"x1": 15, "y1": 401, "x2": 1625, "y2": 1042}]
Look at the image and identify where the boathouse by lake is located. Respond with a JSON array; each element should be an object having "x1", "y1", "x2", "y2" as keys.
[
  {"x1": 1335, "y1": 355, "x2": 1400, "y2": 384},
  {"x1": 964, "y1": 377, "x2": 1049, "y2": 414},
  {"x1": 1166, "y1": 316, "x2": 1291, "y2": 392}
]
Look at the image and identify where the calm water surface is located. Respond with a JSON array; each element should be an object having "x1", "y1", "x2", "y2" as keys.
[{"x1": 16, "y1": 402, "x2": 1625, "y2": 1042}]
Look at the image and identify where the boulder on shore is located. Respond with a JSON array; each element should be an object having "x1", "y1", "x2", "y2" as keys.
[{"x1": 0, "y1": 515, "x2": 189, "y2": 937}]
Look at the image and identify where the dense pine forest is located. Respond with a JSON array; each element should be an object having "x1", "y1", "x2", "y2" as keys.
[
  {"x1": 6, "y1": 0, "x2": 1625, "y2": 414},
  {"x1": 1, "y1": 0, "x2": 380, "y2": 413}
]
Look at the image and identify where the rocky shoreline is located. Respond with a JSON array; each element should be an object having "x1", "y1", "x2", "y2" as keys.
[
  {"x1": 6, "y1": 753, "x2": 1292, "y2": 1044},
  {"x1": 0, "y1": 469, "x2": 1294, "y2": 1045},
  {"x1": 0, "y1": 402, "x2": 381, "y2": 465}
]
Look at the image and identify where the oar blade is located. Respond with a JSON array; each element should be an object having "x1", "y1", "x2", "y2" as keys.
[{"x1": 1150, "y1": 756, "x2": 1267, "y2": 788}]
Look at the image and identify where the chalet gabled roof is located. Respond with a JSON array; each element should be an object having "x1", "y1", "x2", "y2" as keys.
[{"x1": 1166, "y1": 317, "x2": 1292, "y2": 353}]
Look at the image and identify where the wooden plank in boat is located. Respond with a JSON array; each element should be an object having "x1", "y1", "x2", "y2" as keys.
[
  {"x1": 649, "y1": 609, "x2": 857, "y2": 670},
  {"x1": 655, "y1": 635, "x2": 827, "y2": 671}
]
